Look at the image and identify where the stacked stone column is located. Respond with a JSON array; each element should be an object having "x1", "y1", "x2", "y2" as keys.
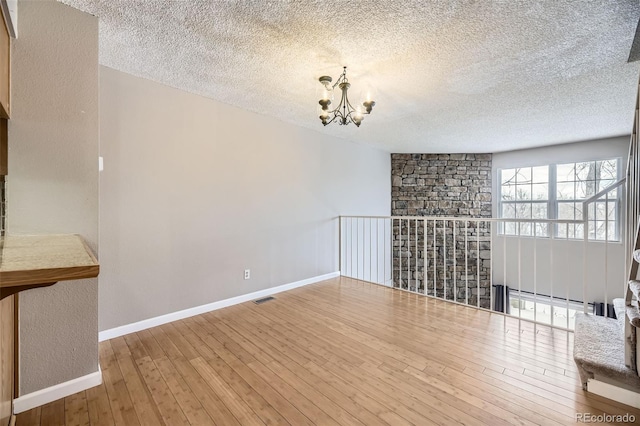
[{"x1": 391, "y1": 154, "x2": 492, "y2": 308}]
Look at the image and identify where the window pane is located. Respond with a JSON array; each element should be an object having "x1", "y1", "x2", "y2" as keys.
[
  {"x1": 504, "y1": 222, "x2": 517, "y2": 235},
  {"x1": 557, "y1": 223, "x2": 567, "y2": 237},
  {"x1": 576, "y1": 180, "x2": 596, "y2": 199},
  {"x1": 608, "y1": 220, "x2": 616, "y2": 240},
  {"x1": 575, "y1": 161, "x2": 595, "y2": 181},
  {"x1": 534, "y1": 223, "x2": 548, "y2": 237},
  {"x1": 515, "y1": 203, "x2": 531, "y2": 218},
  {"x1": 502, "y1": 203, "x2": 516, "y2": 218},
  {"x1": 532, "y1": 166, "x2": 548, "y2": 183},
  {"x1": 556, "y1": 163, "x2": 575, "y2": 182},
  {"x1": 531, "y1": 183, "x2": 548, "y2": 200},
  {"x1": 558, "y1": 202, "x2": 576, "y2": 220},
  {"x1": 501, "y1": 184, "x2": 515, "y2": 201},
  {"x1": 516, "y1": 168, "x2": 532, "y2": 184},
  {"x1": 594, "y1": 221, "x2": 607, "y2": 240},
  {"x1": 516, "y1": 184, "x2": 531, "y2": 201},
  {"x1": 575, "y1": 202, "x2": 584, "y2": 220},
  {"x1": 501, "y1": 168, "x2": 516, "y2": 185},
  {"x1": 519, "y1": 223, "x2": 532, "y2": 236},
  {"x1": 557, "y1": 182, "x2": 575, "y2": 200},
  {"x1": 598, "y1": 159, "x2": 617, "y2": 180},
  {"x1": 565, "y1": 224, "x2": 575, "y2": 239},
  {"x1": 608, "y1": 201, "x2": 616, "y2": 221},
  {"x1": 595, "y1": 202, "x2": 606, "y2": 220},
  {"x1": 532, "y1": 203, "x2": 547, "y2": 219}
]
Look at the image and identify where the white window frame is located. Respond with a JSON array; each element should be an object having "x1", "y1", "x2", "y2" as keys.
[
  {"x1": 497, "y1": 157, "x2": 622, "y2": 241},
  {"x1": 498, "y1": 165, "x2": 551, "y2": 237}
]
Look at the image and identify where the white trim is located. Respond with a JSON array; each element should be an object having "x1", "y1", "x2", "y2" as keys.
[
  {"x1": 587, "y1": 378, "x2": 640, "y2": 409},
  {"x1": 13, "y1": 366, "x2": 102, "y2": 414},
  {"x1": 0, "y1": 0, "x2": 17, "y2": 38},
  {"x1": 98, "y1": 271, "x2": 340, "y2": 342}
]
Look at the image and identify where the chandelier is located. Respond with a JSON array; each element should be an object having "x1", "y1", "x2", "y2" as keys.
[{"x1": 317, "y1": 66, "x2": 375, "y2": 127}]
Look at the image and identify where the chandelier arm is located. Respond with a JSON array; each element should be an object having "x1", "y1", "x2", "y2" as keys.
[
  {"x1": 325, "y1": 113, "x2": 339, "y2": 125},
  {"x1": 344, "y1": 96, "x2": 358, "y2": 114},
  {"x1": 329, "y1": 89, "x2": 348, "y2": 117}
]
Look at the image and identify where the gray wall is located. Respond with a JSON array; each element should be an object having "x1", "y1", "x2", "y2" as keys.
[
  {"x1": 99, "y1": 66, "x2": 390, "y2": 331},
  {"x1": 492, "y1": 137, "x2": 630, "y2": 303},
  {"x1": 8, "y1": 0, "x2": 98, "y2": 394}
]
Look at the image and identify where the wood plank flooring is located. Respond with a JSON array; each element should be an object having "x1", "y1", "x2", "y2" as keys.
[{"x1": 16, "y1": 277, "x2": 640, "y2": 425}]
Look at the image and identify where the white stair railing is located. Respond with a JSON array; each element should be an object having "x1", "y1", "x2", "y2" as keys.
[
  {"x1": 582, "y1": 178, "x2": 627, "y2": 317},
  {"x1": 340, "y1": 204, "x2": 626, "y2": 330}
]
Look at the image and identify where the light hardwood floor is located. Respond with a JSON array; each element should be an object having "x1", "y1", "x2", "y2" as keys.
[{"x1": 15, "y1": 277, "x2": 640, "y2": 425}]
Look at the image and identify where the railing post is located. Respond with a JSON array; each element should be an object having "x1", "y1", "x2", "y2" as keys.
[
  {"x1": 415, "y1": 218, "x2": 418, "y2": 293},
  {"x1": 339, "y1": 216, "x2": 342, "y2": 276},
  {"x1": 424, "y1": 218, "x2": 428, "y2": 295},
  {"x1": 489, "y1": 221, "x2": 493, "y2": 313},
  {"x1": 407, "y1": 219, "x2": 411, "y2": 291},
  {"x1": 503, "y1": 220, "x2": 506, "y2": 314},
  {"x1": 605, "y1": 191, "x2": 609, "y2": 318},
  {"x1": 583, "y1": 202, "x2": 589, "y2": 314},
  {"x1": 533, "y1": 220, "x2": 537, "y2": 324},
  {"x1": 388, "y1": 218, "x2": 392, "y2": 287},
  {"x1": 433, "y1": 219, "x2": 438, "y2": 297},
  {"x1": 369, "y1": 218, "x2": 372, "y2": 283},
  {"x1": 361, "y1": 218, "x2": 365, "y2": 281},
  {"x1": 518, "y1": 219, "x2": 522, "y2": 318},
  {"x1": 549, "y1": 222, "x2": 554, "y2": 324},
  {"x1": 444, "y1": 219, "x2": 447, "y2": 299},
  {"x1": 465, "y1": 220, "x2": 469, "y2": 305},
  {"x1": 376, "y1": 218, "x2": 379, "y2": 284},
  {"x1": 477, "y1": 220, "x2": 480, "y2": 309},
  {"x1": 454, "y1": 220, "x2": 457, "y2": 303},
  {"x1": 391, "y1": 218, "x2": 394, "y2": 287}
]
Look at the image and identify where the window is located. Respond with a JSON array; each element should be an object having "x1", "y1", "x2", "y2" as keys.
[
  {"x1": 498, "y1": 158, "x2": 620, "y2": 241},
  {"x1": 556, "y1": 160, "x2": 619, "y2": 240},
  {"x1": 500, "y1": 166, "x2": 549, "y2": 237},
  {"x1": 509, "y1": 290, "x2": 582, "y2": 329}
]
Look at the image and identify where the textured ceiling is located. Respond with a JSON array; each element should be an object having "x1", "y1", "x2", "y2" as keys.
[{"x1": 60, "y1": 0, "x2": 640, "y2": 153}]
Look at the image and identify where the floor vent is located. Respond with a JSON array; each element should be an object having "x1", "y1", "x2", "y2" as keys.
[{"x1": 253, "y1": 296, "x2": 275, "y2": 305}]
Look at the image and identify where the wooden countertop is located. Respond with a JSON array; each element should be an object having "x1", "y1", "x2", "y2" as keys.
[{"x1": 0, "y1": 234, "x2": 99, "y2": 296}]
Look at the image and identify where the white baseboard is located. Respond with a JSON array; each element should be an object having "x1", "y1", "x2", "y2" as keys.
[
  {"x1": 98, "y1": 271, "x2": 340, "y2": 342},
  {"x1": 587, "y1": 378, "x2": 640, "y2": 409},
  {"x1": 13, "y1": 366, "x2": 102, "y2": 414}
]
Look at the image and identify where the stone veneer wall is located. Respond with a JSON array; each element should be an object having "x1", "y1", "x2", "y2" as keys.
[{"x1": 391, "y1": 153, "x2": 492, "y2": 308}]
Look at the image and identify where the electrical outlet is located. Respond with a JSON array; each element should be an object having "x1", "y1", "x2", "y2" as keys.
[{"x1": 244, "y1": 269, "x2": 250, "y2": 280}]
